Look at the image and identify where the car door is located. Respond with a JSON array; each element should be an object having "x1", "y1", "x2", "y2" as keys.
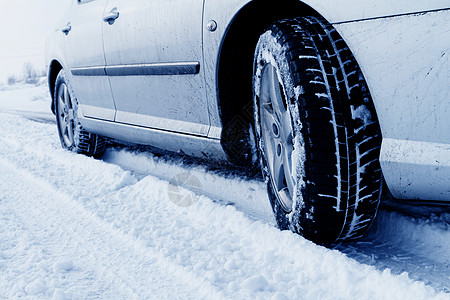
[
  {"x1": 64, "y1": 0, "x2": 116, "y2": 121},
  {"x1": 102, "y1": 0, "x2": 209, "y2": 136}
]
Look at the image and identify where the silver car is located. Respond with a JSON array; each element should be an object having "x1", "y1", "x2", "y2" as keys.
[{"x1": 46, "y1": 0, "x2": 450, "y2": 244}]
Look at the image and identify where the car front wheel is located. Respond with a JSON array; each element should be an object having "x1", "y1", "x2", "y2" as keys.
[{"x1": 253, "y1": 16, "x2": 383, "y2": 244}]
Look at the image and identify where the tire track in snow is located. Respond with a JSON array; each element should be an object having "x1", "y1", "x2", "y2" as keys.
[
  {"x1": 101, "y1": 147, "x2": 275, "y2": 225},
  {"x1": 0, "y1": 157, "x2": 225, "y2": 299},
  {"x1": 0, "y1": 109, "x2": 55, "y2": 124}
]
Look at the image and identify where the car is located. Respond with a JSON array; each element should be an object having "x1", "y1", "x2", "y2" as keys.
[{"x1": 45, "y1": 0, "x2": 450, "y2": 244}]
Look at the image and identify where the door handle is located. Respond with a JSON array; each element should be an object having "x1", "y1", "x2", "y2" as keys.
[
  {"x1": 61, "y1": 23, "x2": 71, "y2": 35},
  {"x1": 103, "y1": 8, "x2": 119, "y2": 25}
]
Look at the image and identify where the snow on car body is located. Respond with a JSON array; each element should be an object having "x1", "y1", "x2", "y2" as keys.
[{"x1": 45, "y1": 0, "x2": 450, "y2": 243}]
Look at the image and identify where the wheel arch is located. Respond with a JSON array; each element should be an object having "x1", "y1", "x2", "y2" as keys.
[
  {"x1": 216, "y1": 0, "x2": 321, "y2": 165},
  {"x1": 48, "y1": 59, "x2": 63, "y2": 115}
]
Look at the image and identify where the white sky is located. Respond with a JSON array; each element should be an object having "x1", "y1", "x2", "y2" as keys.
[{"x1": 0, "y1": 0, "x2": 71, "y2": 84}]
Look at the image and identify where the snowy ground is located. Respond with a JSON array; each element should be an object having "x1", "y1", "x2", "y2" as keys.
[{"x1": 0, "y1": 83, "x2": 449, "y2": 299}]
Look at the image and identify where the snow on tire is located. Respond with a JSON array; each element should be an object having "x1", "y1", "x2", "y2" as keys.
[
  {"x1": 54, "y1": 70, "x2": 106, "y2": 158},
  {"x1": 253, "y1": 16, "x2": 383, "y2": 244}
]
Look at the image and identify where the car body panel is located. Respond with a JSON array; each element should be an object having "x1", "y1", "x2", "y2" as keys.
[
  {"x1": 381, "y1": 139, "x2": 450, "y2": 201},
  {"x1": 294, "y1": 0, "x2": 450, "y2": 23},
  {"x1": 46, "y1": 0, "x2": 450, "y2": 201},
  {"x1": 81, "y1": 117, "x2": 228, "y2": 160},
  {"x1": 335, "y1": 10, "x2": 450, "y2": 146},
  {"x1": 64, "y1": 0, "x2": 116, "y2": 121},
  {"x1": 334, "y1": 10, "x2": 450, "y2": 201},
  {"x1": 102, "y1": 0, "x2": 212, "y2": 136}
]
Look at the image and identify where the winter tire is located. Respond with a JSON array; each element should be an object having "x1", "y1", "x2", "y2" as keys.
[
  {"x1": 54, "y1": 70, "x2": 106, "y2": 157},
  {"x1": 253, "y1": 17, "x2": 383, "y2": 244}
]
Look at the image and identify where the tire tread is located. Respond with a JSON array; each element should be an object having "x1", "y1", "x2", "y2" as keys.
[{"x1": 257, "y1": 16, "x2": 382, "y2": 243}]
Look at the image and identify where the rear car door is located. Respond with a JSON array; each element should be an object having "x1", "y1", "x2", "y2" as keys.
[
  {"x1": 64, "y1": 0, "x2": 116, "y2": 121},
  {"x1": 102, "y1": 0, "x2": 209, "y2": 136}
]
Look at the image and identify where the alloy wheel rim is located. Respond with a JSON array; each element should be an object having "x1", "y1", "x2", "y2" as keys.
[
  {"x1": 57, "y1": 83, "x2": 75, "y2": 148},
  {"x1": 259, "y1": 64, "x2": 295, "y2": 212}
]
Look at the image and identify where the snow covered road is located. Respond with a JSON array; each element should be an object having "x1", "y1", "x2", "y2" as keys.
[{"x1": 0, "y1": 84, "x2": 449, "y2": 299}]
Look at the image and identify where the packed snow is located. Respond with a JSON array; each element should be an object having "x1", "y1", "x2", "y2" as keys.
[{"x1": 0, "y1": 83, "x2": 449, "y2": 299}]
